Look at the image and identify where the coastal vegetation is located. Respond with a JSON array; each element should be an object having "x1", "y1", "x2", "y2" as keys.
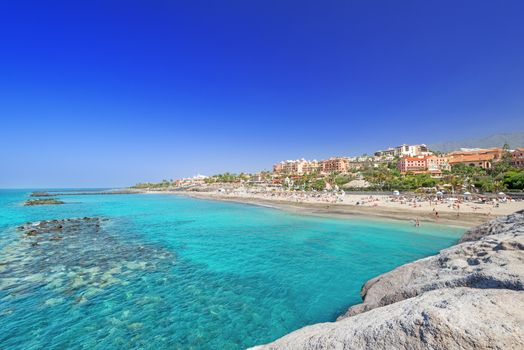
[
  {"x1": 203, "y1": 172, "x2": 254, "y2": 183},
  {"x1": 361, "y1": 159, "x2": 524, "y2": 193},
  {"x1": 131, "y1": 164, "x2": 524, "y2": 193},
  {"x1": 279, "y1": 159, "x2": 524, "y2": 193},
  {"x1": 131, "y1": 180, "x2": 174, "y2": 189}
]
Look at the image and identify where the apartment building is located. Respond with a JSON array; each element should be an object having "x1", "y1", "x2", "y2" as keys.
[
  {"x1": 303, "y1": 160, "x2": 321, "y2": 174},
  {"x1": 512, "y1": 148, "x2": 524, "y2": 168},
  {"x1": 426, "y1": 155, "x2": 450, "y2": 172},
  {"x1": 319, "y1": 157, "x2": 349, "y2": 174},
  {"x1": 397, "y1": 156, "x2": 428, "y2": 174},
  {"x1": 397, "y1": 155, "x2": 449, "y2": 175},
  {"x1": 374, "y1": 148, "x2": 396, "y2": 157},
  {"x1": 396, "y1": 144, "x2": 430, "y2": 157},
  {"x1": 375, "y1": 144, "x2": 430, "y2": 157},
  {"x1": 273, "y1": 157, "x2": 351, "y2": 175},
  {"x1": 273, "y1": 159, "x2": 319, "y2": 175}
]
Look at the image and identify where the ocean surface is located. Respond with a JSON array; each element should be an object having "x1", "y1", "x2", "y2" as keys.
[{"x1": 0, "y1": 189, "x2": 464, "y2": 349}]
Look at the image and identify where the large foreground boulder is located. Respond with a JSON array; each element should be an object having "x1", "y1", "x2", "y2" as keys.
[
  {"x1": 340, "y1": 225, "x2": 524, "y2": 317},
  {"x1": 251, "y1": 210, "x2": 524, "y2": 350},
  {"x1": 250, "y1": 288, "x2": 524, "y2": 350}
]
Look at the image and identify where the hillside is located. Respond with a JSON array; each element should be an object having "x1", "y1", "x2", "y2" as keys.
[{"x1": 429, "y1": 132, "x2": 524, "y2": 153}]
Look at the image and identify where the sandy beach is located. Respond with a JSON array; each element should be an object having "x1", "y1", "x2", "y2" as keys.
[{"x1": 149, "y1": 190, "x2": 524, "y2": 227}]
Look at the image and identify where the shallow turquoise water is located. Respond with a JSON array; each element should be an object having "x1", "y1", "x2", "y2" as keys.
[{"x1": 0, "y1": 189, "x2": 464, "y2": 349}]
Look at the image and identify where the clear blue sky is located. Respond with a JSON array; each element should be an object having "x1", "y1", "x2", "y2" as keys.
[{"x1": 1, "y1": 1, "x2": 523, "y2": 188}]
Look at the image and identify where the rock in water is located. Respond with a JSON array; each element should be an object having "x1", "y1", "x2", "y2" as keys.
[
  {"x1": 250, "y1": 210, "x2": 524, "y2": 350},
  {"x1": 2, "y1": 217, "x2": 175, "y2": 303},
  {"x1": 250, "y1": 288, "x2": 524, "y2": 350},
  {"x1": 24, "y1": 198, "x2": 65, "y2": 206},
  {"x1": 340, "y1": 226, "x2": 524, "y2": 317}
]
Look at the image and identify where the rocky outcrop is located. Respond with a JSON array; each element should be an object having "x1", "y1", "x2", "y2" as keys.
[
  {"x1": 24, "y1": 198, "x2": 65, "y2": 206},
  {"x1": 30, "y1": 191, "x2": 51, "y2": 197},
  {"x1": 458, "y1": 209, "x2": 524, "y2": 243},
  {"x1": 339, "y1": 218, "x2": 524, "y2": 318},
  {"x1": 251, "y1": 288, "x2": 524, "y2": 350},
  {"x1": 17, "y1": 217, "x2": 103, "y2": 241},
  {"x1": 251, "y1": 210, "x2": 524, "y2": 350}
]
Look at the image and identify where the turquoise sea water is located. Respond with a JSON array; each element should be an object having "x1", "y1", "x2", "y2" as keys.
[{"x1": 0, "y1": 189, "x2": 464, "y2": 349}]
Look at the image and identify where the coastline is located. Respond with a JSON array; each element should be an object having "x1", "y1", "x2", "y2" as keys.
[
  {"x1": 4, "y1": 188, "x2": 470, "y2": 349},
  {"x1": 142, "y1": 190, "x2": 523, "y2": 227},
  {"x1": 8, "y1": 188, "x2": 522, "y2": 348}
]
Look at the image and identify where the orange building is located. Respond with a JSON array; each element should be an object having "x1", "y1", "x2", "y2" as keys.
[
  {"x1": 273, "y1": 157, "x2": 352, "y2": 175},
  {"x1": 447, "y1": 148, "x2": 504, "y2": 169},
  {"x1": 319, "y1": 157, "x2": 349, "y2": 173},
  {"x1": 273, "y1": 159, "x2": 320, "y2": 175},
  {"x1": 303, "y1": 160, "x2": 321, "y2": 174}
]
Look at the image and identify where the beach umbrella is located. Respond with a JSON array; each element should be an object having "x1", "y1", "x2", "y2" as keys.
[
  {"x1": 463, "y1": 192, "x2": 471, "y2": 195},
  {"x1": 498, "y1": 192, "x2": 505, "y2": 196}
]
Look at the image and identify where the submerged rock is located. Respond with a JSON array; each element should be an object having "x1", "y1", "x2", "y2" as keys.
[
  {"x1": 1, "y1": 217, "x2": 175, "y2": 304},
  {"x1": 17, "y1": 217, "x2": 103, "y2": 240},
  {"x1": 252, "y1": 210, "x2": 524, "y2": 350},
  {"x1": 24, "y1": 198, "x2": 65, "y2": 206},
  {"x1": 30, "y1": 191, "x2": 51, "y2": 197}
]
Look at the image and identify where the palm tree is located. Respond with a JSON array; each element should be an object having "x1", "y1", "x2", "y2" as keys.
[{"x1": 450, "y1": 175, "x2": 464, "y2": 194}]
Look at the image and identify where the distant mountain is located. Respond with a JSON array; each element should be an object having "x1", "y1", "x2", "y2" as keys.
[{"x1": 429, "y1": 132, "x2": 524, "y2": 153}]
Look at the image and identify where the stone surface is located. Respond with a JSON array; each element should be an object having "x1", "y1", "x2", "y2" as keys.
[
  {"x1": 340, "y1": 226, "x2": 524, "y2": 318},
  {"x1": 251, "y1": 210, "x2": 524, "y2": 350},
  {"x1": 458, "y1": 209, "x2": 524, "y2": 243},
  {"x1": 251, "y1": 288, "x2": 524, "y2": 350}
]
